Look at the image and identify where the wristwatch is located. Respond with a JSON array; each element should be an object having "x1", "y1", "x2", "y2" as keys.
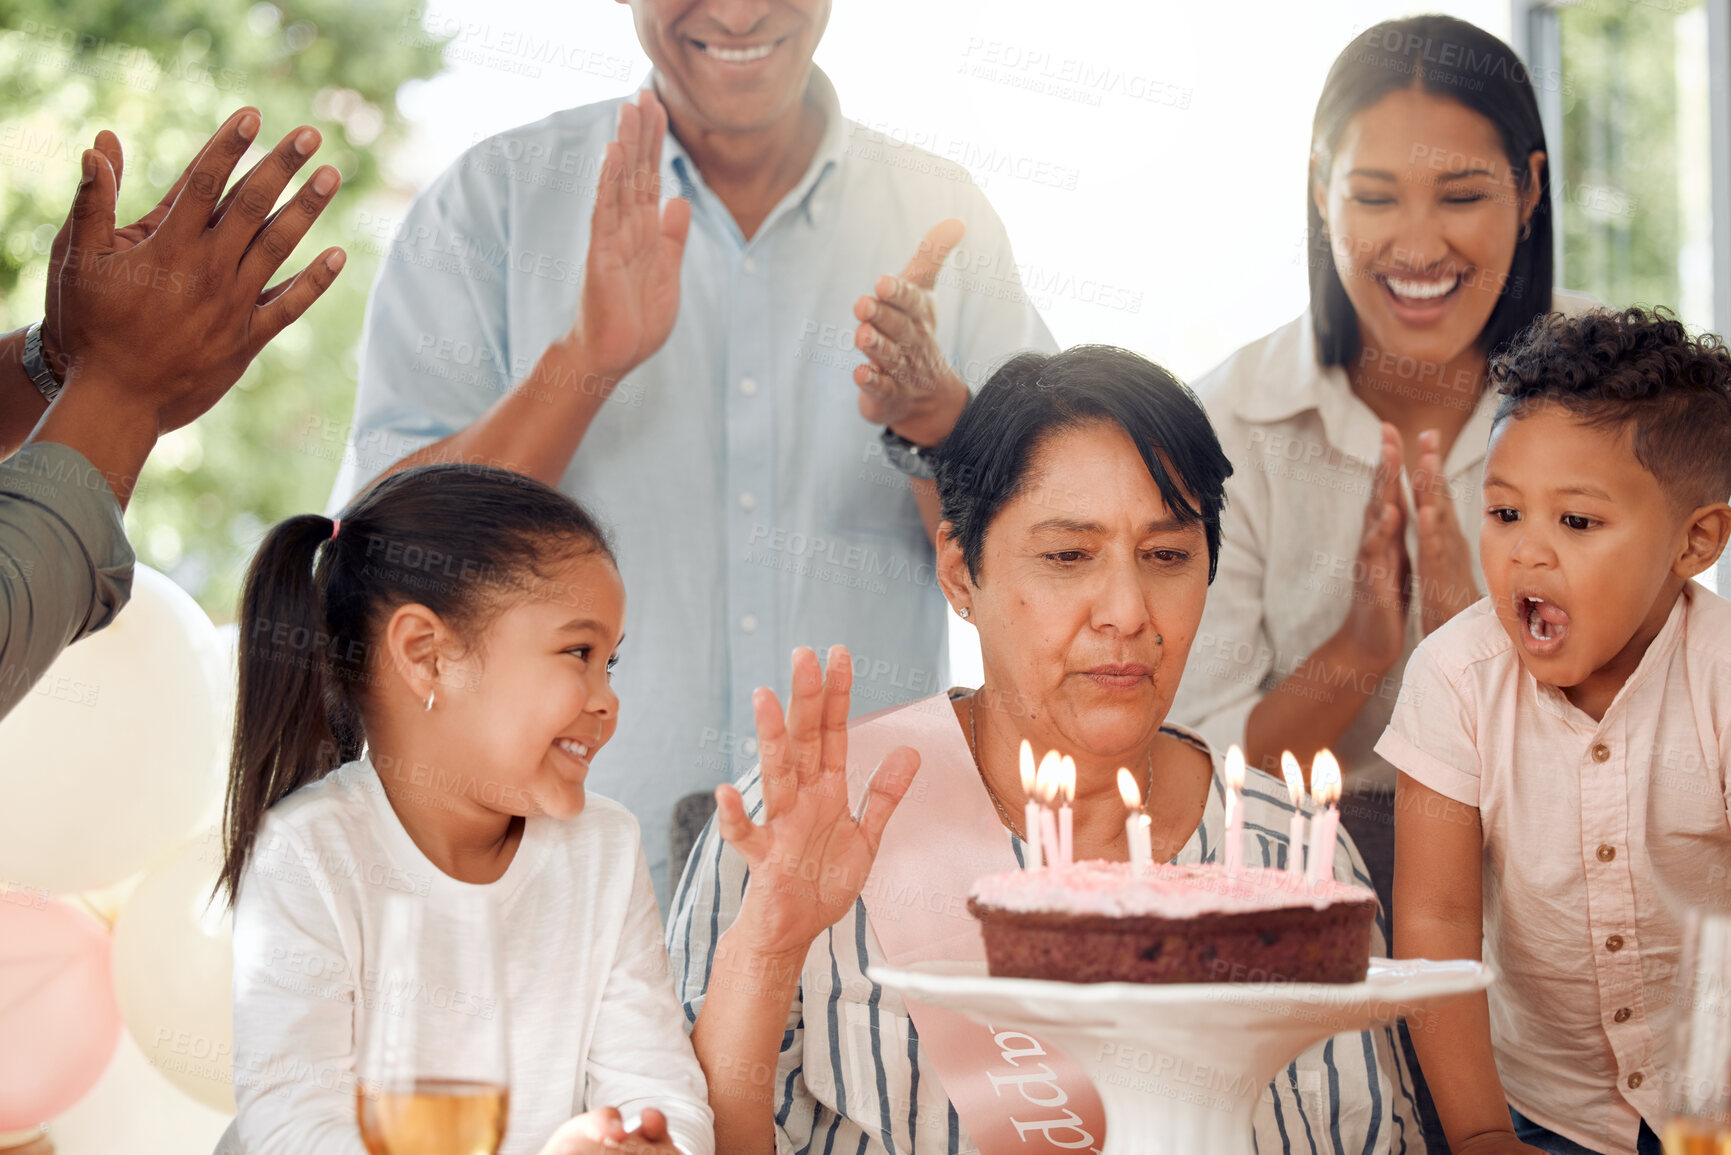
[
  {"x1": 22, "y1": 321, "x2": 63, "y2": 403},
  {"x1": 880, "y1": 427, "x2": 941, "y2": 480}
]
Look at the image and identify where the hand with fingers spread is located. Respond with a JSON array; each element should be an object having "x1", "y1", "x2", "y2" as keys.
[
  {"x1": 558, "y1": 88, "x2": 692, "y2": 390},
  {"x1": 30, "y1": 106, "x2": 345, "y2": 505},
  {"x1": 1410, "y1": 427, "x2": 1481, "y2": 634},
  {"x1": 852, "y1": 219, "x2": 970, "y2": 448},
  {"x1": 715, "y1": 645, "x2": 921, "y2": 963},
  {"x1": 1338, "y1": 422, "x2": 1413, "y2": 675}
]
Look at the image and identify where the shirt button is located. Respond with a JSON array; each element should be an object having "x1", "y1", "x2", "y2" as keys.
[
  {"x1": 739, "y1": 376, "x2": 759, "y2": 396},
  {"x1": 1597, "y1": 844, "x2": 1616, "y2": 862},
  {"x1": 1613, "y1": 1007, "x2": 1632, "y2": 1023},
  {"x1": 739, "y1": 492, "x2": 757, "y2": 511},
  {"x1": 1627, "y1": 1072, "x2": 1643, "y2": 1090},
  {"x1": 739, "y1": 614, "x2": 758, "y2": 634},
  {"x1": 1606, "y1": 934, "x2": 1625, "y2": 952},
  {"x1": 1592, "y1": 743, "x2": 1611, "y2": 762},
  {"x1": 742, "y1": 256, "x2": 758, "y2": 274}
]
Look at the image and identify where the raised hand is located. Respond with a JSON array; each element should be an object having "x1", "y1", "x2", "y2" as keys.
[
  {"x1": 53, "y1": 106, "x2": 345, "y2": 434},
  {"x1": 1337, "y1": 423, "x2": 1412, "y2": 674},
  {"x1": 851, "y1": 218, "x2": 970, "y2": 447},
  {"x1": 564, "y1": 88, "x2": 692, "y2": 386},
  {"x1": 1410, "y1": 427, "x2": 1481, "y2": 634},
  {"x1": 715, "y1": 645, "x2": 921, "y2": 962}
]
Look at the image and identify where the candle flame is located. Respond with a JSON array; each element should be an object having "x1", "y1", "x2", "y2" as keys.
[
  {"x1": 1225, "y1": 744, "x2": 1246, "y2": 790},
  {"x1": 1116, "y1": 767, "x2": 1142, "y2": 810},
  {"x1": 1019, "y1": 740, "x2": 1036, "y2": 794},
  {"x1": 1311, "y1": 750, "x2": 1342, "y2": 806},
  {"x1": 1280, "y1": 750, "x2": 1304, "y2": 806},
  {"x1": 1035, "y1": 751, "x2": 1059, "y2": 804},
  {"x1": 1059, "y1": 755, "x2": 1076, "y2": 804}
]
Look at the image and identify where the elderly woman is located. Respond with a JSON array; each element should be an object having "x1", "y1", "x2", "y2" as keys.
[{"x1": 667, "y1": 346, "x2": 1421, "y2": 1153}]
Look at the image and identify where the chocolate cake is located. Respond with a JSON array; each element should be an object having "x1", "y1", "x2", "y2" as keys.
[{"x1": 967, "y1": 862, "x2": 1377, "y2": 985}]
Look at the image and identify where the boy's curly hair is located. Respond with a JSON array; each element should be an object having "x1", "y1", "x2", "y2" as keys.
[{"x1": 1489, "y1": 306, "x2": 1731, "y2": 508}]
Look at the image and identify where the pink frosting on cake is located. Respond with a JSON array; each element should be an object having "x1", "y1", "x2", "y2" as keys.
[{"x1": 969, "y1": 861, "x2": 1375, "y2": 919}]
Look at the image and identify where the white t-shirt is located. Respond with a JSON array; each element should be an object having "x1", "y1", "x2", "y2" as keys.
[{"x1": 218, "y1": 758, "x2": 714, "y2": 1155}]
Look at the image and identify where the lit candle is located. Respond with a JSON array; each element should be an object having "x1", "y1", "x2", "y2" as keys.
[
  {"x1": 1018, "y1": 740, "x2": 1042, "y2": 872},
  {"x1": 1058, "y1": 755, "x2": 1076, "y2": 869},
  {"x1": 1036, "y1": 750, "x2": 1061, "y2": 869},
  {"x1": 1223, "y1": 745, "x2": 1246, "y2": 878},
  {"x1": 1305, "y1": 750, "x2": 1343, "y2": 884},
  {"x1": 1281, "y1": 751, "x2": 1307, "y2": 881},
  {"x1": 1118, "y1": 767, "x2": 1153, "y2": 874}
]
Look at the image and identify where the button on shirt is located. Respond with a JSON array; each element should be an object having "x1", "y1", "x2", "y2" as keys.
[
  {"x1": 327, "y1": 70, "x2": 1055, "y2": 897},
  {"x1": 1375, "y1": 587, "x2": 1731, "y2": 1152},
  {"x1": 1171, "y1": 297, "x2": 1594, "y2": 793}
]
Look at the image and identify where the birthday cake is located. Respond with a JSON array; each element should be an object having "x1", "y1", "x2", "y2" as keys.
[{"x1": 967, "y1": 862, "x2": 1377, "y2": 985}]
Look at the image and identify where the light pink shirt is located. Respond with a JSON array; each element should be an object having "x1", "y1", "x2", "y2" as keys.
[{"x1": 1376, "y1": 584, "x2": 1731, "y2": 1152}]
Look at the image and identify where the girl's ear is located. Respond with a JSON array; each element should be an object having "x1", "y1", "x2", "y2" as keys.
[
  {"x1": 381, "y1": 603, "x2": 450, "y2": 698},
  {"x1": 1677, "y1": 503, "x2": 1731, "y2": 580}
]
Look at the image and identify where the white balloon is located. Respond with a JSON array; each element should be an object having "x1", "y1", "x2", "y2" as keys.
[
  {"x1": 0, "y1": 565, "x2": 227, "y2": 894},
  {"x1": 48, "y1": 1030, "x2": 233, "y2": 1155},
  {"x1": 110, "y1": 829, "x2": 235, "y2": 1114}
]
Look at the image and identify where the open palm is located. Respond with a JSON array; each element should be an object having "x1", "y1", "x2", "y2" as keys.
[
  {"x1": 573, "y1": 89, "x2": 692, "y2": 381},
  {"x1": 715, "y1": 645, "x2": 921, "y2": 961}
]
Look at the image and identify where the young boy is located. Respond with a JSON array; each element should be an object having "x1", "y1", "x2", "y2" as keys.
[{"x1": 1379, "y1": 306, "x2": 1731, "y2": 1155}]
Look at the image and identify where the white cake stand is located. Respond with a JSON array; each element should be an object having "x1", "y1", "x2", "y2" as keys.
[{"x1": 869, "y1": 957, "x2": 1490, "y2": 1155}]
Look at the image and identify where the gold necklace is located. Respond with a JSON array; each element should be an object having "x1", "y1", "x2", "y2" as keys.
[{"x1": 966, "y1": 692, "x2": 1155, "y2": 843}]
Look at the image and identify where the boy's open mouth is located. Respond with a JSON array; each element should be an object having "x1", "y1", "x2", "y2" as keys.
[{"x1": 1519, "y1": 594, "x2": 1570, "y2": 653}]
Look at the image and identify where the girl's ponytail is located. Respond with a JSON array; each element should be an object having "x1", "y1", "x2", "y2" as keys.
[
  {"x1": 218, "y1": 514, "x2": 354, "y2": 905},
  {"x1": 216, "y1": 463, "x2": 614, "y2": 906}
]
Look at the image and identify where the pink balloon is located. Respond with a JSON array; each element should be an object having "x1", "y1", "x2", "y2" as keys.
[{"x1": 0, "y1": 894, "x2": 123, "y2": 1128}]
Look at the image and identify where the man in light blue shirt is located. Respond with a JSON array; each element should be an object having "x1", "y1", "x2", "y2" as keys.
[{"x1": 327, "y1": 2, "x2": 1054, "y2": 899}]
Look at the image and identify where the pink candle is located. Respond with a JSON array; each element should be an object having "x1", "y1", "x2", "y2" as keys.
[
  {"x1": 1036, "y1": 751, "x2": 1061, "y2": 869},
  {"x1": 1305, "y1": 750, "x2": 1342, "y2": 884},
  {"x1": 1018, "y1": 740, "x2": 1042, "y2": 872},
  {"x1": 1223, "y1": 745, "x2": 1246, "y2": 878},
  {"x1": 1280, "y1": 751, "x2": 1307, "y2": 881},
  {"x1": 1117, "y1": 768, "x2": 1153, "y2": 874},
  {"x1": 1057, "y1": 756, "x2": 1076, "y2": 869}
]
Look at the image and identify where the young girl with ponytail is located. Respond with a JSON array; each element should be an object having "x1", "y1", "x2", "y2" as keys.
[{"x1": 213, "y1": 463, "x2": 713, "y2": 1155}]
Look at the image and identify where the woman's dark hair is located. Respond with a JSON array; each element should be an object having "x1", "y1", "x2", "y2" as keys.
[
  {"x1": 1308, "y1": 14, "x2": 1554, "y2": 365},
  {"x1": 935, "y1": 345, "x2": 1233, "y2": 583},
  {"x1": 218, "y1": 464, "x2": 614, "y2": 905}
]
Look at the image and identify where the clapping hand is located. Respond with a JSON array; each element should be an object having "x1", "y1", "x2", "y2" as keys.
[
  {"x1": 560, "y1": 88, "x2": 691, "y2": 389},
  {"x1": 1339, "y1": 423, "x2": 1413, "y2": 674},
  {"x1": 1410, "y1": 427, "x2": 1481, "y2": 633},
  {"x1": 715, "y1": 645, "x2": 921, "y2": 963},
  {"x1": 852, "y1": 219, "x2": 970, "y2": 448}
]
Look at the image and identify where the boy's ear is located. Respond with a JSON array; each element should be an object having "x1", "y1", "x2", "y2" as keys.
[{"x1": 1676, "y1": 503, "x2": 1731, "y2": 580}]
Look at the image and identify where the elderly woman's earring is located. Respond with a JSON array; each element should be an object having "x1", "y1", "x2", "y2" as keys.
[{"x1": 958, "y1": 607, "x2": 971, "y2": 619}]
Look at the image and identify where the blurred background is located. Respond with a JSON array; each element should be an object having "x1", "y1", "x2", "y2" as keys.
[{"x1": 4, "y1": 0, "x2": 1726, "y2": 627}]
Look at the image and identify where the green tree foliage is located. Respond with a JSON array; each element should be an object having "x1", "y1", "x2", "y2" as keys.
[{"x1": 1, "y1": 0, "x2": 446, "y2": 616}]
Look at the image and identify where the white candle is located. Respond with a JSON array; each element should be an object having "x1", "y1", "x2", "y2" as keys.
[
  {"x1": 1280, "y1": 750, "x2": 1307, "y2": 881},
  {"x1": 1036, "y1": 751, "x2": 1061, "y2": 869},
  {"x1": 1117, "y1": 767, "x2": 1153, "y2": 874},
  {"x1": 1223, "y1": 745, "x2": 1246, "y2": 878},
  {"x1": 1305, "y1": 750, "x2": 1343, "y2": 884},
  {"x1": 1018, "y1": 740, "x2": 1042, "y2": 872},
  {"x1": 1057, "y1": 755, "x2": 1076, "y2": 869}
]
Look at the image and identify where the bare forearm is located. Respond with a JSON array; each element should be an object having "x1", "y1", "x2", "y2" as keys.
[
  {"x1": 382, "y1": 340, "x2": 616, "y2": 488},
  {"x1": 688, "y1": 930, "x2": 806, "y2": 1155},
  {"x1": 27, "y1": 372, "x2": 156, "y2": 509},
  {"x1": 1244, "y1": 630, "x2": 1389, "y2": 781},
  {"x1": 1398, "y1": 929, "x2": 1514, "y2": 1146},
  {"x1": 0, "y1": 330, "x2": 51, "y2": 460}
]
